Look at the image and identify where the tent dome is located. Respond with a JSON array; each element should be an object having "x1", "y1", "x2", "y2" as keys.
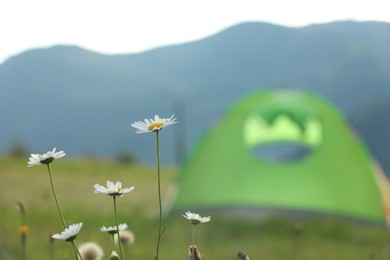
[{"x1": 172, "y1": 89, "x2": 390, "y2": 223}]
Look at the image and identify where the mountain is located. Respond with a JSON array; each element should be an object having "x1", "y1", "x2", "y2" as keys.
[
  {"x1": 1, "y1": 21, "x2": 390, "y2": 171},
  {"x1": 349, "y1": 98, "x2": 390, "y2": 174}
]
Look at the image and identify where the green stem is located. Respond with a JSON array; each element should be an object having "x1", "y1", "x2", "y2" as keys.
[
  {"x1": 20, "y1": 211, "x2": 26, "y2": 260},
  {"x1": 113, "y1": 196, "x2": 124, "y2": 260},
  {"x1": 155, "y1": 131, "x2": 163, "y2": 260},
  {"x1": 111, "y1": 234, "x2": 116, "y2": 252},
  {"x1": 191, "y1": 225, "x2": 196, "y2": 260},
  {"x1": 47, "y1": 165, "x2": 82, "y2": 260},
  {"x1": 71, "y1": 241, "x2": 84, "y2": 260},
  {"x1": 46, "y1": 164, "x2": 67, "y2": 228},
  {"x1": 20, "y1": 233, "x2": 26, "y2": 260}
]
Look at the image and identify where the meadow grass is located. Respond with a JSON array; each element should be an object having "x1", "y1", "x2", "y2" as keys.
[{"x1": 2, "y1": 155, "x2": 390, "y2": 259}]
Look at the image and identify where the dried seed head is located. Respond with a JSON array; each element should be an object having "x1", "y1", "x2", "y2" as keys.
[
  {"x1": 78, "y1": 242, "x2": 104, "y2": 260},
  {"x1": 237, "y1": 251, "x2": 250, "y2": 260},
  {"x1": 188, "y1": 245, "x2": 202, "y2": 260},
  {"x1": 16, "y1": 201, "x2": 26, "y2": 215},
  {"x1": 119, "y1": 230, "x2": 135, "y2": 245}
]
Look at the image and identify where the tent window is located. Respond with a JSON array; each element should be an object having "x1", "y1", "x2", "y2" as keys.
[
  {"x1": 243, "y1": 113, "x2": 322, "y2": 162},
  {"x1": 251, "y1": 142, "x2": 313, "y2": 162}
]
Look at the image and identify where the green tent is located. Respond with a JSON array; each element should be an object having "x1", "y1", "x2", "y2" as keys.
[{"x1": 173, "y1": 89, "x2": 390, "y2": 223}]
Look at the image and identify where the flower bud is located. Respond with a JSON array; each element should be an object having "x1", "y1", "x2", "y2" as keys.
[{"x1": 109, "y1": 251, "x2": 120, "y2": 260}]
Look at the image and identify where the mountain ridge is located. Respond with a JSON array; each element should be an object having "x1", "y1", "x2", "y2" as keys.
[{"x1": 1, "y1": 21, "x2": 390, "y2": 172}]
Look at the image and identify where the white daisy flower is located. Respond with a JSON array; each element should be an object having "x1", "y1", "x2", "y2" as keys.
[
  {"x1": 131, "y1": 114, "x2": 177, "y2": 134},
  {"x1": 94, "y1": 181, "x2": 134, "y2": 196},
  {"x1": 183, "y1": 211, "x2": 211, "y2": 225},
  {"x1": 52, "y1": 223, "x2": 83, "y2": 242},
  {"x1": 27, "y1": 147, "x2": 65, "y2": 167},
  {"x1": 100, "y1": 223, "x2": 128, "y2": 234}
]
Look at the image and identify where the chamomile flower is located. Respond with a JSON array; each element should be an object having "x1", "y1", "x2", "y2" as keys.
[
  {"x1": 27, "y1": 147, "x2": 65, "y2": 167},
  {"x1": 100, "y1": 223, "x2": 128, "y2": 234},
  {"x1": 94, "y1": 181, "x2": 134, "y2": 196},
  {"x1": 131, "y1": 114, "x2": 177, "y2": 134},
  {"x1": 183, "y1": 211, "x2": 211, "y2": 225},
  {"x1": 52, "y1": 223, "x2": 83, "y2": 242}
]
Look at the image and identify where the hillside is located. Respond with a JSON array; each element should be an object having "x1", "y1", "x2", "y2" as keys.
[{"x1": 1, "y1": 21, "x2": 390, "y2": 171}]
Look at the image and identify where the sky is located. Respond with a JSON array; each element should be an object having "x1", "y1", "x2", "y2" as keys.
[{"x1": 1, "y1": 0, "x2": 389, "y2": 64}]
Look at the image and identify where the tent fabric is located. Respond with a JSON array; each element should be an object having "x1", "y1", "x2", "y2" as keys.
[{"x1": 173, "y1": 89, "x2": 389, "y2": 223}]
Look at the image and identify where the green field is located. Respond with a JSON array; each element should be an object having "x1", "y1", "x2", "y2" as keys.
[{"x1": 1, "y1": 155, "x2": 390, "y2": 259}]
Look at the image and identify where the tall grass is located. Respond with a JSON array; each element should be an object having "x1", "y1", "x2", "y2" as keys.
[{"x1": 1, "y1": 155, "x2": 390, "y2": 259}]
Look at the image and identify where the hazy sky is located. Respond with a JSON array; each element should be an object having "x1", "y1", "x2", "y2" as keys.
[{"x1": 0, "y1": 0, "x2": 389, "y2": 64}]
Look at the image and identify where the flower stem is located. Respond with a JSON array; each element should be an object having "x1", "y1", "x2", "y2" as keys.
[
  {"x1": 71, "y1": 241, "x2": 84, "y2": 260},
  {"x1": 111, "y1": 234, "x2": 116, "y2": 252},
  {"x1": 46, "y1": 164, "x2": 67, "y2": 228},
  {"x1": 113, "y1": 196, "x2": 123, "y2": 260},
  {"x1": 47, "y1": 165, "x2": 83, "y2": 260},
  {"x1": 191, "y1": 225, "x2": 196, "y2": 260},
  {"x1": 155, "y1": 131, "x2": 163, "y2": 260},
  {"x1": 20, "y1": 232, "x2": 26, "y2": 260},
  {"x1": 19, "y1": 206, "x2": 27, "y2": 260}
]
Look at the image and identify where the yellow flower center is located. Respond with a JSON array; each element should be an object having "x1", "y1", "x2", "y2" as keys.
[
  {"x1": 148, "y1": 122, "x2": 164, "y2": 131},
  {"x1": 19, "y1": 225, "x2": 29, "y2": 235}
]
